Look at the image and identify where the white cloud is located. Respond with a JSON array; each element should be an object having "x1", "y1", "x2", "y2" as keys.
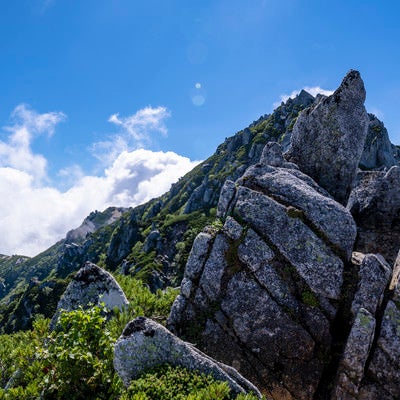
[
  {"x1": 273, "y1": 86, "x2": 334, "y2": 109},
  {"x1": 108, "y1": 105, "x2": 170, "y2": 141},
  {"x1": 92, "y1": 106, "x2": 171, "y2": 166},
  {"x1": 0, "y1": 105, "x2": 200, "y2": 257},
  {"x1": 0, "y1": 104, "x2": 66, "y2": 183}
]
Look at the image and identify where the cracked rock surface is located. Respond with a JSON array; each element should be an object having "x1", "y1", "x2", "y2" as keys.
[{"x1": 168, "y1": 142, "x2": 357, "y2": 399}]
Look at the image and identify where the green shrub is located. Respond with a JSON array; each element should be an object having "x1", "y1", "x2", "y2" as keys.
[
  {"x1": 0, "y1": 317, "x2": 48, "y2": 399},
  {"x1": 120, "y1": 365, "x2": 229, "y2": 400},
  {"x1": 0, "y1": 290, "x2": 262, "y2": 400},
  {"x1": 38, "y1": 306, "x2": 122, "y2": 399},
  {"x1": 107, "y1": 276, "x2": 178, "y2": 339},
  {"x1": 120, "y1": 365, "x2": 262, "y2": 400}
]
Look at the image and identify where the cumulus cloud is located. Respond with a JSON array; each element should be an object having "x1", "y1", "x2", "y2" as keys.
[
  {"x1": 108, "y1": 106, "x2": 170, "y2": 139},
  {"x1": 91, "y1": 106, "x2": 171, "y2": 166},
  {"x1": 0, "y1": 104, "x2": 66, "y2": 183},
  {"x1": 0, "y1": 106, "x2": 199, "y2": 257},
  {"x1": 273, "y1": 86, "x2": 334, "y2": 109}
]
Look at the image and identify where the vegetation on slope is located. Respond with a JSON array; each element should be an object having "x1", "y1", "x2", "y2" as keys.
[{"x1": 0, "y1": 278, "x2": 260, "y2": 399}]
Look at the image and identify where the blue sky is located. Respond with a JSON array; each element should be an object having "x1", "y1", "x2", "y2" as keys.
[{"x1": 1, "y1": 0, "x2": 400, "y2": 256}]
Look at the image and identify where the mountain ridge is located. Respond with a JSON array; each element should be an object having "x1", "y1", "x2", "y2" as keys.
[{"x1": 0, "y1": 81, "x2": 399, "y2": 333}]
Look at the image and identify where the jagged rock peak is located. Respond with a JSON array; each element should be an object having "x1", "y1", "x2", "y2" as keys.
[
  {"x1": 259, "y1": 142, "x2": 298, "y2": 169},
  {"x1": 66, "y1": 207, "x2": 126, "y2": 243},
  {"x1": 332, "y1": 69, "x2": 366, "y2": 104},
  {"x1": 285, "y1": 69, "x2": 369, "y2": 205},
  {"x1": 294, "y1": 89, "x2": 315, "y2": 105}
]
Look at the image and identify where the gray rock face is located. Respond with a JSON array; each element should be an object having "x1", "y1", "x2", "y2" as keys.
[
  {"x1": 359, "y1": 114, "x2": 398, "y2": 170},
  {"x1": 143, "y1": 229, "x2": 162, "y2": 253},
  {"x1": 66, "y1": 208, "x2": 126, "y2": 243},
  {"x1": 351, "y1": 254, "x2": 391, "y2": 317},
  {"x1": 184, "y1": 176, "x2": 221, "y2": 214},
  {"x1": 113, "y1": 317, "x2": 262, "y2": 398},
  {"x1": 51, "y1": 262, "x2": 128, "y2": 328},
  {"x1": 168, "y1": 143, "x2": 357, "y2": 398},
  {"x1": 363, "y1": 297, "x2": 400, "y2": 398},
  {"x1": 106, "y1": 212, "x2": 142, "y2": 268},
  {"x1": 331, "y1": 251, "x2": 394, "y2": 399},
  {"x1": 285, "y1": 70, "x2": 369, "y2": 204},
  {"x1": 347, "y1": 166, "x2": 400, "y2": 265},
  {"x1": 332, "y1": 308, "x2": 376, "y2": 400},
  {"x1": 334, "y1": 276, "x2": 400, "y2": 400}
]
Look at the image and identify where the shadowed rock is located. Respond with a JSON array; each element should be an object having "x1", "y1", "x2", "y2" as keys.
[
  {"x1": 359, "y1": 114, "x2": 398, "y2": 170},
  {"x1": 348, "y1": 166, "x2": 400, "y2": 265},
  {"x1": 285, "y1": 70, "x2": 369, "y2": 204},
  {"x1": 350, "y1": 254, "x2": 391, "y2": 318}
]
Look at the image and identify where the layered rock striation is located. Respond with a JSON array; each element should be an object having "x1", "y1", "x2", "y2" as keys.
[{"x1": 168, "y1": 142, "x2": 357, "y2": 399}]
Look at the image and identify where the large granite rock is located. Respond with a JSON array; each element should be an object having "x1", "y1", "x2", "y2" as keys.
[
  {"x1": 285, "y1": 70, "x2": 369, "y2": 204},
  {"x1": 347, "y1": 166, "x2": 400, "y2": 265},
  {"x1": 113, "y1": 316, "x2": 262, "y2": 398},
  {"x1": 51, "y1": 262, "x2": 128, "y2": 328},
  {"x1": 168, "y1": 143, "x2": 357, "y2": 399}
]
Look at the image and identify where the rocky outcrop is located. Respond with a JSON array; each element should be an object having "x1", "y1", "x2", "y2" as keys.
[
  {"x1": 142, "y1": 229, "x2": 162, "y2": 253},
  {"x1": 106, "y1": 211, "x2": 142, "y2": 268},
  {"x1": 285, "y1": 70, "x2": 369, "y2": 204},
  {"x1": 359, "y1": 114, "x2": 398, "y2": 170},
  {"x1": 167, "y1": 71, "x2": 400, "y2": 399},
  {"x1": 113, "y1": 316, "x2": 262, "y2": 398},
  {"x1": 168, "y1": 143, "x2": 357, "y2": 399},
  {"x1": 169, "y1": 141, "x2": 400, "y2": 399},
  {"x1": 51, "y1": 262, "x2": 128, "y2": 328},
  {"x1": 66, "y1": 208, "x2": 126, "y2": 243},
  {"x1": 347, "y1": 166, "x2": 400, "y2": 265},
  {"x1": 184, "y1": 176, "x2": 222, "y2": 214}
]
